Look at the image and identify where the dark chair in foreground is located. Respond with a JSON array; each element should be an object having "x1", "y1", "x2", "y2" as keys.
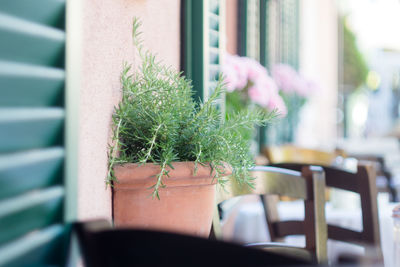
[
  {"x1": 74, "y1": 220, "x2": 311, "y2": 267},
  {"x1": 269, "y1": 163, "x2": 383, "y2": 263},
  {"x1": 212, "y1": 166, "x2": 327, "y2": 265}
]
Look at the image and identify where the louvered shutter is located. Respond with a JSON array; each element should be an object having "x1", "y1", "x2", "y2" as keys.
[
  {"x1": 182, "y1": 0, "x2": 225, "y2": 103},
  {"x1": 280, "y1": 0, "x2": 299, "y2": 68},
  {"x1": 261, "y1": 0, "x2": 299, "y2": 68},
  {"x1": 260, "y1": 0, "x2": 301, "y2": 145},
  {"x1": 260, "y1": 0, "x2": 267, "y2": 67},
  {"x1": 0, "y1": 1, "x2": 69, "y2": 266},
  {"x1": 238, "y1": 0, "x2": 264, "y2": 152},
  {"x1": 238, "y1": 0, "x2": 260, "y2": 60}
]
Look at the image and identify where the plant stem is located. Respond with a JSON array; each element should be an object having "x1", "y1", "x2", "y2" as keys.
[
  {"x1": 141, "y1": 123, "x2": 163, "y2": 163},
  {"x1": 153, "y1": 161, "x2": 167, "y2": 199},
  {"x1": 107, "y1": 118, "x2": 122, "y2": 183}
]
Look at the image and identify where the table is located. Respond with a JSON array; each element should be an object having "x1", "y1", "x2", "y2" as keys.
[{"x1": 228, "y1": 193, "x2": 398, "y2": 266}]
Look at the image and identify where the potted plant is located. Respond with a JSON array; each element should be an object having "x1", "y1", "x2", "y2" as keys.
[{"x1": 107, "y1": 19, "x2": 275, "y2": 237}]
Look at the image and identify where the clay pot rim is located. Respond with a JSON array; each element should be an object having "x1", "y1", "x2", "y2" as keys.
[{"x1": 113, "y1": 161, "x2": 232, "y2": 189}]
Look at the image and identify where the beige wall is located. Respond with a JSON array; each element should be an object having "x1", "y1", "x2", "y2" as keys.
[
  {"x1": 78, "y1": 0, "x2": 181, "y2": 220},
  {"x1": 226, "y1": 0, "x2": 238, "y2": 55},
  {"x1": 297, "y1": 0, "x2": 338, "y2": 149}
]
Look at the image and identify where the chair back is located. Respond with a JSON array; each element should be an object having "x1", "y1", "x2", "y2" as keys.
[
  {"x1": 271, "y1": 163, "x2": 382, "y2": 258},
  {"x1": 264, "y1": 145, "x2": 344, "y2": 165},
  {"x1": 213, "y1": 166, "x2": 328, "y2": 264}
]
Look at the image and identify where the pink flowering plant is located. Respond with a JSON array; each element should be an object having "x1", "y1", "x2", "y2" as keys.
[
  {"x1": 271, "y1": 64, "x2": 320, "y2": 142},
  {"x1": 222, "y1": 54, "x2": 287, "y2": 116},
  {"x1": 222, "y1": 54, "x2": 286, "y2": 143},
  {"x1": 272, "y1": 63, "x2": 318, "y2": 101}
]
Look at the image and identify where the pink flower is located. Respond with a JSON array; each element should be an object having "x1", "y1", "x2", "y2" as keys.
[
  {"x1": 244, "y1": 57, "x2": 268, "y2": 81},
  {"x1": 271, "y1": 64, "x2": 299, "y2": 94},
  {"x1": 257, "y1": 75, "x2": 279, "y2": 93},
  {"x1": 268, "y1": 93, "x2": 287, "y2": 117},
  {"x1": 223, "y1": 53, "x2": 289, "y2": 115},
  {"x1": 272, "y1": 64, "x2": 320, "y2": 98},
  {"x1": 248, "y1": 85, "x2": 270, "y2": 107},
  {"x1": 221, "y1": 64, "x2": 238, "y2": 92},
  {"x1": 223, "y1": 54, "x2": 248, "y2": 90},
  {"x1": 248, "y1": 76, "x2": 278, "y2": 108}
]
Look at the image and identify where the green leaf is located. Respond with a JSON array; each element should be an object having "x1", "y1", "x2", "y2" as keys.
[{"x1": 167, "y1": 162, "x2": 175, "y2": 170}]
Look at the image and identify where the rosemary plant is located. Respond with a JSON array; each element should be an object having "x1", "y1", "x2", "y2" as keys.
[{"x1": 107, "y1": 19, "x2": 276, "y2": 199}]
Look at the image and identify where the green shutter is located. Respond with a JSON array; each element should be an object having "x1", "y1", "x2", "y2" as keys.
[
  {"x1": 260, "y1": 0, "x2": 300, "y2": 145},
  {"x1": 260, "y1": 0, "x2": 269, "y2": 68},
  {"x1": 0, "y1": 1, "x2": 69, "y2": 266},
  {"x1": 238, "y1": 0, "x2": 263, "y2": 151},
  {"x1": 259, "y1": 0, "x2": 269, "y2": 148},
  {"x1": 238, "y1": 0, "x2": 260, "y2": 60},
  {"x1": 260, "y1": 0, "x2": 299, "y2": 69},
  {"x1": 247, "y1": 0, "x2": 261, "y2": 61},
  {"x1": 183, "y1": 0, "x2": 224, "y2": 103},
  {"x1": 280, "y1": 0, "x2": 299, "y2": 68},
  {"x1": 238, "y1": 0, "x2": 247, "y2": 56}
]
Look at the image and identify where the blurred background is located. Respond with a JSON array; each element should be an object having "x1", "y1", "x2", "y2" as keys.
[
  {"x1": 218, "y1": 1, "x2": 400, "y2": 265},
  {"x1": 221, "y1": 0, "x2": 400, "y2": 200},
  {"x1": 224, "y1": 0, "x2": 400, "y2": 147},
  {"x1": 1, "y1": 0, "x2": 400, "y2": 266}
]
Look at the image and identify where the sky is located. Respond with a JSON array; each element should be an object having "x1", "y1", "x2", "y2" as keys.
[{"x1": 340, "y1": 0, "x2": 400, "y2": 52}]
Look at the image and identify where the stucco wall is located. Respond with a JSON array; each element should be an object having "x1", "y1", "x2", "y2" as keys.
[
  {"x1": 226, "y1": 0, "x2": 238, "y2": 55},
  {"x1": 78, "y1": 0, "x2": 181, "y2": 220},
  {"x1": 297, "y1": 0, "x2": 338, "y2": 149}
]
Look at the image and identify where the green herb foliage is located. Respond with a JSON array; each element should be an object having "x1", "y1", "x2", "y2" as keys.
[{"x1": 107, "y1": 19, "x2": 276, "y2": 199}]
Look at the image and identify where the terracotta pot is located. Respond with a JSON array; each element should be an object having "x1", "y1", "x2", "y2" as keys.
[{"x1": 113, "y1": 162, "x2": 231, "y2": 237}]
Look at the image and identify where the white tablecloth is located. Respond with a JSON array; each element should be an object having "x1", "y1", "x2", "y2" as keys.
[{"x1": 228, "y1": 193, "x2": 398, "y2": 266}]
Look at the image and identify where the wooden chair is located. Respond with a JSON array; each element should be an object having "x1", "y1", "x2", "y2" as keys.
[
  {"x1": 263, "y1": 145, "x2": 345, "y2": 166},
  {"x1": 346, "y1": 153, "x2": 397, "y2": 201},
  {"x1": 263, "y1": 145, "x2": 348, "y2": 202},
  {"x1": 212, "y1": 166, "x2": 328, "y2": 264},
  {"x1": 265, "y1": 144, "x2": 397, "y2": 201},
  {"x1": 269, "y1": 162, "x2": 383, "y2": 262},
  {"x1": 74, "y1": 220, "x2": 311, "y2": 267}
]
